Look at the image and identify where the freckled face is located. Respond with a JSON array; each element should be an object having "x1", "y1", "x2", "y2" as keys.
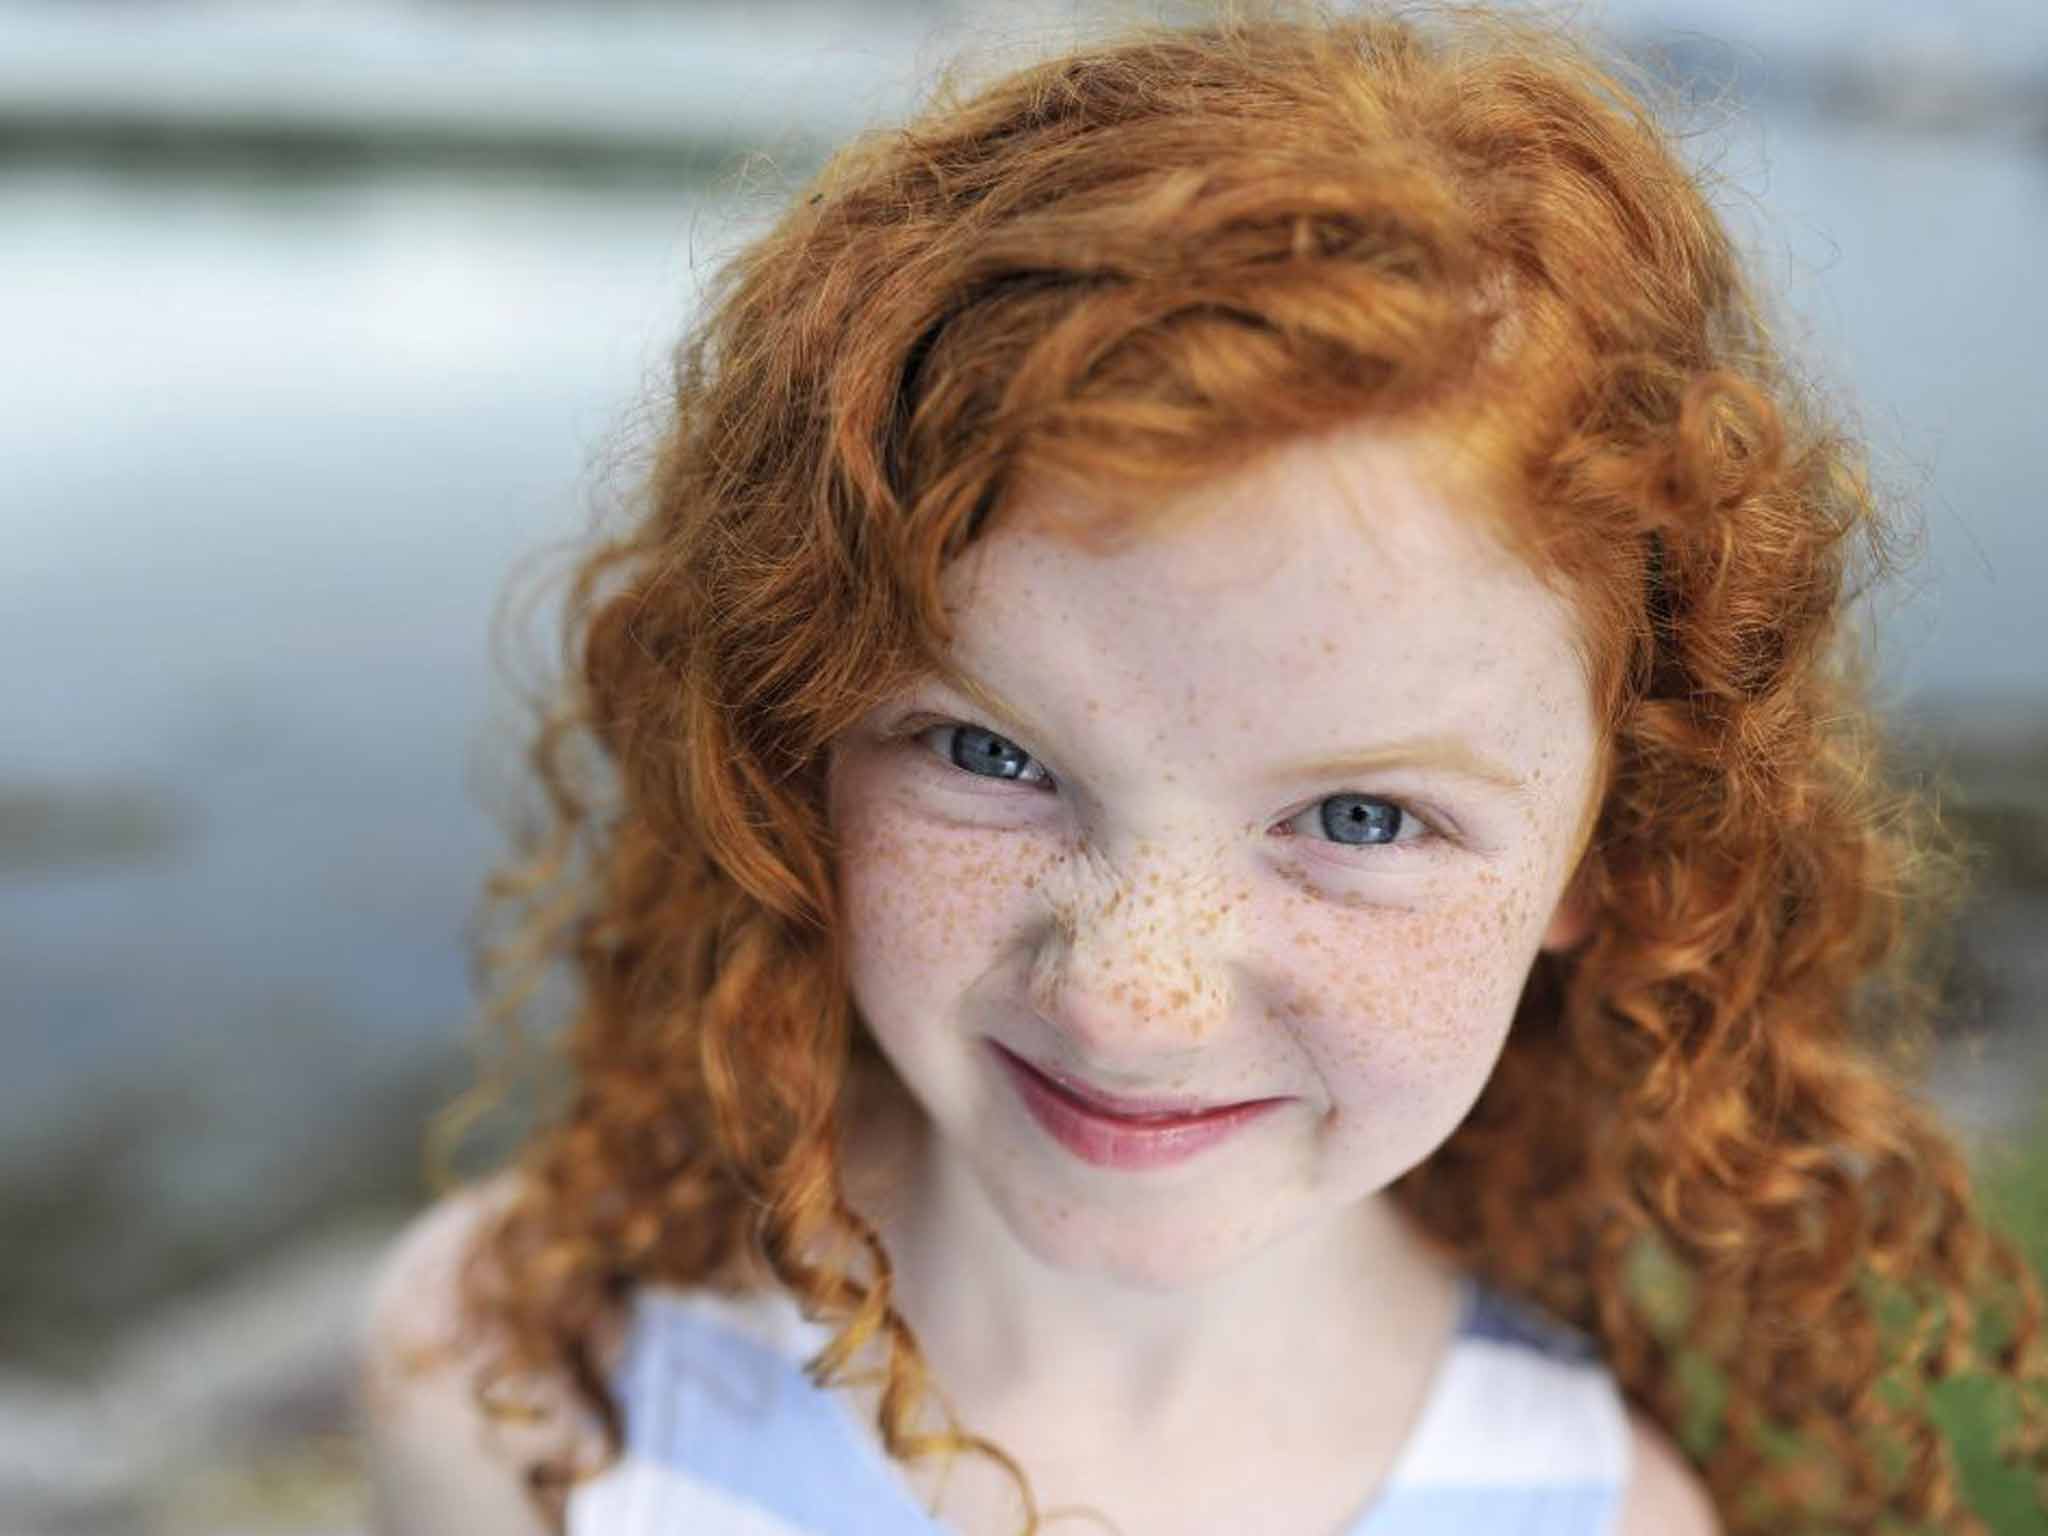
[{"x1": 825, "y1": 423, "x2": 1602, "y2": 1291}]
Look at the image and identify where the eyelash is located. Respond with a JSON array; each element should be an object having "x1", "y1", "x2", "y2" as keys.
[{"x1": 903, "y1": 718, "x2": 1449, "y2": 860}]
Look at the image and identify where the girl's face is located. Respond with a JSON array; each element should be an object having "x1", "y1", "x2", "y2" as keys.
[{"x1": 826, "y1": 423, "x2": 1602, "y2": 1291}]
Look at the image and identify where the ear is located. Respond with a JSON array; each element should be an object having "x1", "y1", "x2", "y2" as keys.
[
  {"x1": 1542, "y1": 767, "x2": 1608, "y2": 956},
  {"x1": 1538, "y1": 865, "x2": 1596, "y2": 955}
]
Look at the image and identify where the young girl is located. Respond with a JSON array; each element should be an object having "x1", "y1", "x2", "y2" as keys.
[{"x1": 359, "y1": 5, "x2": 2048, "y2": 1533}]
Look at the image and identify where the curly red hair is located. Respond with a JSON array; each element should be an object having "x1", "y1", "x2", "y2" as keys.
[{"x1": 439, "y1": 5, "x2": 2048, "y2": 1531}]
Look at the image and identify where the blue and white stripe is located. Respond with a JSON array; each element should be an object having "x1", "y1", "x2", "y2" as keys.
[{"x1": 567, "y1": 1276, "x2": 1630, "y2": 1535}]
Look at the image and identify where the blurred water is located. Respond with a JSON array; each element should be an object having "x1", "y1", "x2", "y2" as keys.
[
  {"x1": 2, "y1": 6, "x2": 2046, "y2": 1300},
  {"x1": 1742, "y1": 122, "x2": 2048, "y2": 704},
  {"x1": 1, "y1": 166, "x2": 752, "y2": 1166}
]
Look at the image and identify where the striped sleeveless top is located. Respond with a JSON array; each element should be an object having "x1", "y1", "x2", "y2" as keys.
[{"x1": 565, "y1": 1272, "x2": 1631, "y2": 1535}]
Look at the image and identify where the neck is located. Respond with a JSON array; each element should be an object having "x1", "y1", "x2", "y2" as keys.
[{"x1": 834, "y1": 1072, "x2": 1462, "y2": 1455}]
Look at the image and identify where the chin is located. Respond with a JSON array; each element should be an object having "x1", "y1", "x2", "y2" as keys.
[{"x1": 969, "y1": 1152, "x2": 1315, "y2": 1294}]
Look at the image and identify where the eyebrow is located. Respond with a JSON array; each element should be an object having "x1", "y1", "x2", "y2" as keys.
[
  {"x1": 939, "y1": 666, "x2": 1059, "y2": 750},
  {"x1": 1272, "y1": 737, "x2": 1530, "y2": 800},
  {"x1": 933, "y1": 667, "x2": 1529, "y2": 802}
]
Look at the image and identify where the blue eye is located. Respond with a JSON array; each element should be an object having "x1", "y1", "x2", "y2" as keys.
[
  {"x1": 908, "y1": 717, "x2": 1440, "y2": 857},
  {"x1": 1317, "y1": 793, "x2": 1406, "y2": 847},
  {"x1": 926, "y1": 724, "x2": 1051, "y2": 786},
  {"x1": 1286, "y1": 792, "x2": 1438, "y2": 857}
]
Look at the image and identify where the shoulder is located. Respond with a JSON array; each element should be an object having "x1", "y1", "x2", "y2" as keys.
[
  {"x1": 357, "y1": 1174, "x2": 589, "y2": 1536},
  {"x1": 363, "y1": 1174, "x2": 514, "y2": 1358},
  {"x1": 1612, "y1": 1407, "x2": 1720, "y2": 1536},
  {"x1": 1458, "y1": 1281, "x2": 1717, "y2": 1532}
]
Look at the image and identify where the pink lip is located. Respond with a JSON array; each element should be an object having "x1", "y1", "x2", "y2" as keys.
[{"x1": 989, "y1": 1042, "x2": 1286, "y2": 1172}]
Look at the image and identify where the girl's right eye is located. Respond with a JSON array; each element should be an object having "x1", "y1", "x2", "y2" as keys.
[{"x1": 915, "y1": 723, "x2": 1053, "y2": 788}]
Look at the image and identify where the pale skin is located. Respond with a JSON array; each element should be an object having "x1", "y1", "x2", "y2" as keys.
[
  {"x1": 826, "y1": 421, "x2": 1599, "y2": 1533},
  {"x1": 359, "y1": 421, "x2": 1720, "y2": 1533}
]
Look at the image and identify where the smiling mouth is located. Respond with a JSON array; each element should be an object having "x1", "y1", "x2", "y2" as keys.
[
  {"x1": 987, "y1": 1040, "x2": 1289, "y2": 1172},
  {"x1": 987, "y1": 1040, "x2": 1281, "y2": 1121}
]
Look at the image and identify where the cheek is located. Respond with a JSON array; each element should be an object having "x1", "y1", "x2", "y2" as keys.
[
  {"x1": 833, "y1": 783, "x2": 1051, "y2": 1018},
  {"x1": 1271, "y1": 872, "x2": 1545, "y2": 1105}
]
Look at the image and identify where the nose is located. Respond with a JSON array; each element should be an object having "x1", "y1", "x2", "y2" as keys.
[{"x1": 1025, "y1": 856, "x2": 1239, "y2": 1064}]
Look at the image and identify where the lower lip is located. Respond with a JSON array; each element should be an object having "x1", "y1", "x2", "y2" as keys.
[{"x1": 991, "y1": 1045, "x2": 1285, "y2": 1172}]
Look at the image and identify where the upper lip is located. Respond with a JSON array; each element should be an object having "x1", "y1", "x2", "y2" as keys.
[{"x1": 990, "y1": 1040, "x2": 1279, "y2": 1119}]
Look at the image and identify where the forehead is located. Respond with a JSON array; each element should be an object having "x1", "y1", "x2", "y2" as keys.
[{"x1": 937, "y1": 424, "x2": 1588, "y2": 740}]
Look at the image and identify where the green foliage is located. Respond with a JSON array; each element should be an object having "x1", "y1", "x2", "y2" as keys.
[
  {"x1": 1944, "y1": 1101, "x2": 2048, "y2": 1532},
  {"x1": 1625, "y1": 1094, "x2": 2048, "y2": 1533},
  {"x1": 1978, "y1": 1106, "x2": 2048, "y2": 1283},
  {"x1": 1929, "y1": 1373, "x2": 2033, "y2": 1532}
]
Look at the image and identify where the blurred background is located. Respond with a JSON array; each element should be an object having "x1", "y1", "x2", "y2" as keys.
[{"x1": 2, "y1": 1, "x2": 2044, "y2": 1532}]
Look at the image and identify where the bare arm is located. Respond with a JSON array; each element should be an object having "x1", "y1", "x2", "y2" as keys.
[
  {"x1": 1614, "y1": 1408, "x2": 1721, "y2": 1536},
  {"x1": 356, "y1": 1181, "x2": 572, "y2": 1536}
]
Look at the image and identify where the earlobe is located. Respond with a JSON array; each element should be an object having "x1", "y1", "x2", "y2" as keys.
[
  {"x1": 1539, "y1": 870, "x2": 1595, "y2": 954},
  {"x1": 1542, "y1": 782, "x2": 1606, "y2": 955}
]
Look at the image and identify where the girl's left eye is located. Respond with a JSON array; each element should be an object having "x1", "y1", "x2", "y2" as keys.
[
  {"x1": 1277, "y1": 793, "x2": 1437, "y2": 856},
  {"x1": 913, "y1": 720, "x2": 1439, "y2": 855}
]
